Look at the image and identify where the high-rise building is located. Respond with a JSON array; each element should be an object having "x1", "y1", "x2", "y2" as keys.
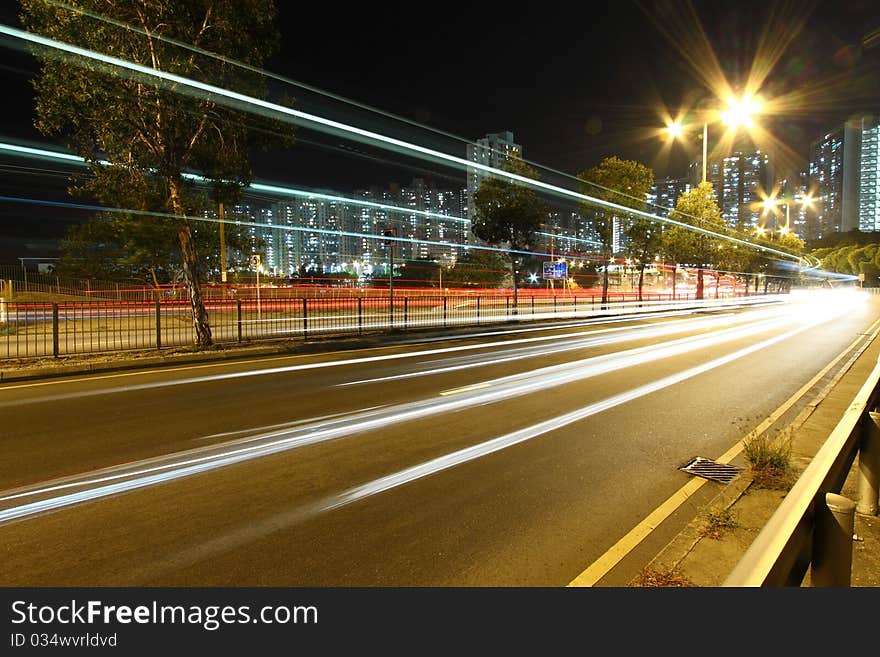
[
  {"x1": 859, "y1": 120, "x2": 880, "y2": 232},
  {"x1": 691, "y1": 149, "x2": 773, "y2": 231},
  {"x1": 808, "y1": 116, "x2": 880, "y2": 237},
  {"x1": 465, "y1": 131, "x2": 522, "y2": 220},
  {"x1": 720, "y1": 151, "x2": 770, "y2": 230},
  {"x1": 648, "y1": 177, "x2": 692, "y2": 216},
  {"x1": 776, "y1": 173, "x2": 812, "y2": 240}
]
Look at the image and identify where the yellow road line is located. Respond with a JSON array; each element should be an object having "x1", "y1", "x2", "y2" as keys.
[
  {"x1": 567, "y1": 314, "x2": 880, "y2": 587},
  {"x1": 440, "y1": 382, "x2": 491, "y2": 396}
]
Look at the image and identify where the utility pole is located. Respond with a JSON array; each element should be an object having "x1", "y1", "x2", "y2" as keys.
[
  {"x1": 219, "y1": 202, "x2": 227, "y2": 297},
  {"x1": 383, "y1": 228, "x2": 396, "y2": 327}
]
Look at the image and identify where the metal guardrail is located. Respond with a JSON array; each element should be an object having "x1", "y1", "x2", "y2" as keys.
[
  {"x1": 724, "y1": 355, "x2": 880, "y2": 587},
  {"x1": 0, "y1": 292, "x2": 778, "y2": 360}
]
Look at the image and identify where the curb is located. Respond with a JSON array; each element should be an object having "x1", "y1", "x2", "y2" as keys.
[{"x1": 638, "y1": 316, "x2": 880, "y2": 586}]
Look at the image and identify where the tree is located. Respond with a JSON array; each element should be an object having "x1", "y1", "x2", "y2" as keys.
[
  {"x1": 20, "y1": 0, "x2": 293, "y2": 346},
  {"x1": 443, "y1": 249, "x2": 510, "y2": 289},
  {"x1": 472, "y1": 157, "x2": 545, "y2": 312},
  {"x1": 577, "y1": 156, "x2": 654, "y2": 306},
  {"x1": 661, "y1": 181, "x2": 726, "y2": 300},
  {"x1": 624, "y1": 218, "x2": 661, "y2": 302}
]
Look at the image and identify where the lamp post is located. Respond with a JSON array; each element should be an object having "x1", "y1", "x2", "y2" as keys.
[
  {"x1": 665, "y1": 93, "x2": 763, "y2": 184},
  {"x1": 761, "y1": 195, "x2": 814, "y2": 235}
]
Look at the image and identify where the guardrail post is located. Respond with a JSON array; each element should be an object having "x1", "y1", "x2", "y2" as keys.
[
  {"x1": 553, "y1": 295, "x2": 557, "y2": 313},
  {"x1": 531, "y1": 296, "x2": 534, "y2": 316},
  {"x1": 302, "y1": 298, "x2": 308, "y2": 339},
  {"x1": 155, "y1": 299, "x2": 162, "y2": 349},
  {"x1": 858, "y1": 412, "x2": 880, "y2": 515},
  {"x1": 52, "y1": 303, "x2": 59, "y2": 357},
  {"x1": 476, "y1": 296, "x2": 481, "y2": 324},
  {"x1": 236, "y1": 299, "x2": 242, "y2": 343},
  {"x1": 505, "y1": 296, "x2": 509, "y2": 317},
  {"x1": 358, "y1": 297, "x2": 363, "y2": 335},
  {"x1": 404, "y1": 297, "x2": 408, "y2": 330},
  {"x1": 443, "y1": 296, "x2": 447, "y2": 328},
  {"x1": 811, "y1": 492, "x2": 855, "y2": 587}
]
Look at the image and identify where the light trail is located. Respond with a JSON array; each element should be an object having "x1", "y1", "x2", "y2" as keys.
[
  {"x1": 133, "y1": 308, "x2": 850, "y2": 578},
  {"x1": 29, "y1": 2, "x2": 688, "y2": 221},
  {"x1": 0, "y1": 193, "x2": 553, "y2": 263},
  {"x1": 0, "y1": 24, "x2": 802, "y2": 261},
  {"x1": 0, "y1": 299, "x2": 789, "y2": 407},
  {"x1": 0, "y1": 297, "x2": 845, "y2": 525},
  {"x1": 321, "y1": 318, "x2": 824, "y2": 512},
  {"x1": 337, "y1": 308, "x2": 787, "y2": 386}
]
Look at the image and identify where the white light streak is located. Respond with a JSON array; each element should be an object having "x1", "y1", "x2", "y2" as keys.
[
  {"x1": 0, "y1": 299, "x2": 842, "y2": 525},
  {"x1": 0, "y1": 24, "x2": 801, "y2": 260}
]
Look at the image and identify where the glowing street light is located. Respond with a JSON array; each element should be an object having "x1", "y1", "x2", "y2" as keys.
[
  {"x1": 665, "y1": 93, "x2": 764, "y2": 184},
  {"x1": 761, "y1": 193, "x2": 815, "y2": 235},
  {"x1": 720, "y1": 94, "x2": 763, "y2": 130}
]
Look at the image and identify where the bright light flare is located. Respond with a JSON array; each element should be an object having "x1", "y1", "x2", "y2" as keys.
[
  {"x1": 721, "y1": 94, "x2": 763, "y2": 129},
  {"x1": 665, "y1": 120, "x2": 685, "y2": 140}
]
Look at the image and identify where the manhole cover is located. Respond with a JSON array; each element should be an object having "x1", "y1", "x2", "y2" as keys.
[{"x1": 678, "y1": 457, "x2": 742, "y2": 484}]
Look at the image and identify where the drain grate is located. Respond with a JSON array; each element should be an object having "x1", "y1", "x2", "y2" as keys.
[{"x1": 678, "y1": 457, "x2": 742, "y2": 484}]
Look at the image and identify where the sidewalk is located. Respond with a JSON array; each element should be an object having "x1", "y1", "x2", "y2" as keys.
[{"x1": 634, "y1": 323, "x2": 880, "y2": 587}]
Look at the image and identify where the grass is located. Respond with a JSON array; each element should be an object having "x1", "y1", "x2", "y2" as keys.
[
  {"x1": 743, "y1": 429, "x2": 795, "y2": 490},
  {"x1": 700, "y1": 506, "x2": 739, "y2": 539},
  {"x1": 630, "y1": 567, "x2": 694, "y2": 587}
]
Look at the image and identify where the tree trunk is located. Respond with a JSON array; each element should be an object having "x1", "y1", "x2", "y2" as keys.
[
  {"x1": 715, "y1": 271, "x2": 720, "y2": 299},
  {"x1": 169, "y1": 179, "x2": 212, "y2": 347},
  {"x1": 637, "y1": 263, "x2": 645, "y2": 302},
  {"x1": 177, "y1": 224, "x2": 213, "y2": 347},
  {"x1": 672, "y1": 264, "x2": 677, "y2": 299},
  {"x1": 696, "y1": 268, "x2": 704, "y2": 300},
  {"x1": 754, "y1": 273, "x2": 759, "y2": 295}
]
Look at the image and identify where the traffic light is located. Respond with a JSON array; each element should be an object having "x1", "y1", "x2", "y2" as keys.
[{"x1": 382, "y1": 228, "x2": 396, "y2": 246}]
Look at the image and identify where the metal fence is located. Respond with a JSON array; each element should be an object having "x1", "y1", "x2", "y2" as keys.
[{"x1": 0, "y1": 290, "x2": 782, "y2": 360}]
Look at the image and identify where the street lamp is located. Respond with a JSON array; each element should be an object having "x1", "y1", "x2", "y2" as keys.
[
  {"x1": 665, "y1": 93, "x2": 763, "y2": 183},
  {"x1": 761, "y1": 194, "x2": 814, "y2": 235}
]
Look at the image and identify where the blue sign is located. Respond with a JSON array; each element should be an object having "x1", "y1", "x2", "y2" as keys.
[{"x1": 542, "y1": 261, "x2": 568, "y2": 279}]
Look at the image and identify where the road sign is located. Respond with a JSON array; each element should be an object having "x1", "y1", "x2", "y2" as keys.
[
  {"x1": 542, "y1": 261, "x2": 568, "y2": 279},
  {"x1": 250, "y1": 254, "x2": 263, "y2": 269}
]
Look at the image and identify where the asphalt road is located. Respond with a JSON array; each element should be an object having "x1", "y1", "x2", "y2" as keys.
[{"x1": 1, "y1": 290, "x2": 878, "y2": 586}]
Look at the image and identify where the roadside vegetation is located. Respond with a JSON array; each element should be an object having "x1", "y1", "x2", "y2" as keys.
[
  {"x1": 699, "y1": 506, "x2": 739, "y2": 539},
  {"x1": 743, "y1": 429, "x2": 795, "y2": 490}
]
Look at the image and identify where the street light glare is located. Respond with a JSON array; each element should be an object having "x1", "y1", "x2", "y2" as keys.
[
  {"x1": 721, "y1": 94, "x2": 762, "y2": 129},
  {"x1": 666, "y1": 120, "x2": 684, "y2": 139}
]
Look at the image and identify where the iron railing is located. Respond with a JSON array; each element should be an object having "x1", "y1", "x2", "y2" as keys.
[{"x1": 0, "y1": 291, "x2": 780, "y2": 360}]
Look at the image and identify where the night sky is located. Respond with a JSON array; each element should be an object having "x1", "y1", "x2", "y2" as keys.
[{"x1": 1, "y1": 0, "x2": 879, "y2": 252}]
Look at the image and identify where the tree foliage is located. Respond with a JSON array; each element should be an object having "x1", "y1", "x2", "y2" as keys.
[
  {"x1": 577, "y1": 156, "x2": 654, "y2": 304},
  {"x1": 812, "y1": 242, "x2": 880, "y2": 286},
  {"x1": 444, "y1": 249, "x2": 510, "y2": 288},
  {"x1": 472, "y1": 157, "x2": 545, "y2": 304},
  {"x1": 20, "y1": 0, "x2": 293, "y2": 345},
  {"x1": 661, "y1": 181, "x2": 727, "y2": 299}
]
